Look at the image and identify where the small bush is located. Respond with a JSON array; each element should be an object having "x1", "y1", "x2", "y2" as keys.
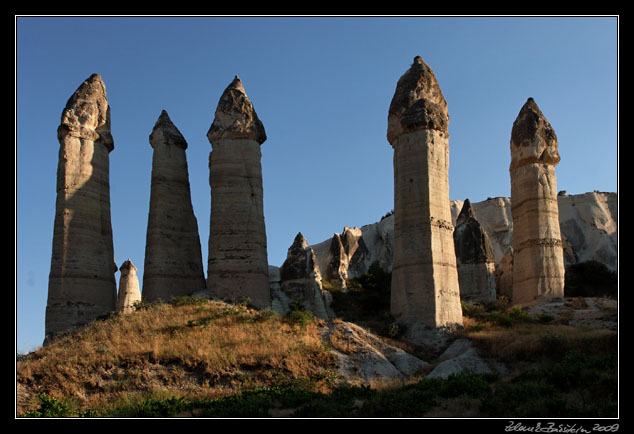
[
  {"x1": 285, "y1": 303, "x2": 314, "y2": 328},
  {"x1": 20, "y1": 393, "x2": 72, "y2": 417},
  {"x1": 330, "y1": 261, "x2": 392, "y2": 323},
  {"x1": 564, "y1": 260, "x2": 617, "y2": 298},
  {"x1": 169, "y1": 295, "x2": 209, "y2": 306}
]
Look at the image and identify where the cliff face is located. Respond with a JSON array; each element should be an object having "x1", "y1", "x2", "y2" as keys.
[{"x1": 294, "y1": 192, "x2": 617, "y2": 285}]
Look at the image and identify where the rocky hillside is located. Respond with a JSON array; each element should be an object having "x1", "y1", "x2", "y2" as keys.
[{"x1": 17, "y1": 293, "x2": 617, "y2": 418}]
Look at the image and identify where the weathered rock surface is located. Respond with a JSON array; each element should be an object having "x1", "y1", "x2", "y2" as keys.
[
  {"x1": 427, "y1": 338, "x2": 506, "y2": 379},
  {"x1": 453, "y1": 199, "x2": 497, "y2": 302},
  {"x1": 314, "y1": 227, "x2": 370, "y2": 289},
  {"x1": 116, "y1": 259, "x2": 141, "y2": 314},
  {"x1": 387, "y1": 56, "x2": 463, "y2": 340},
  {"x1": 45, "y1": 73, "x2": 117, "y2": 343},
  {"x1": 495, "y1": 247, "x2": 515, "y2": 300},
  {"x1": 321, "y1": 320, "x2": 429, "y2": 383},
  {"x1": 557, "y1": 192, "x2": 618, "y2": 269},
  {"x1": 510, "y1": 98, "x2": 566, "y2": 305},
  {"x1": 304, "y1": 192, "x2": 616, "y2": 301},
  {"x1": 142, "y1": 110, "x2": 206, "y2": 302},
  {"x1": 525, "y1": 297, "x2": 617, "y2": 331},
  {"x1": 207, "y1": 76, "x2": 270, "y2": 308},
  {"x1": 276, "y1": 233, "x2": 333, "y2": 318}
]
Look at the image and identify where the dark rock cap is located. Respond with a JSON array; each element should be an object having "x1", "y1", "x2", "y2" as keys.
[
  {"x1": 120, "y1": 259, "x2": 137, "y2": 272},
  {"x1": 149, "y1": 110, "x2": 188, "y2": 150},
  {"x1": 58, "y1": 73, "x2": 114, "y2": 151},
  {"x1": 387, "y1": 56, "x2": 449, "y2": 143},
  {"x1": 207, "y1": 75, "x2": 267, "y2": 145},
  {"x1": 510, "y1": 97, "x2": 560, "y2": 170}
]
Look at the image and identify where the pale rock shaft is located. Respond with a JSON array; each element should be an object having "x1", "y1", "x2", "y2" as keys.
[
  {"x1": 45, "y1": 73, "x2": 117, "y2": 342},
  {"x1": 117, "y1": 259, "x2": 141, "y2": 314},
  {"x1": 207, "y1": 76, "x2": 270, "y2": 308},
  {"x1": 510, "y1": 98, "x2": 565, "y2": 305},
  {"x1": 142, "y1": 110, "x2": 206, "y2": 302},
  {"x1": 387, "y1": 57, "x2": 463, "y2": 337}
]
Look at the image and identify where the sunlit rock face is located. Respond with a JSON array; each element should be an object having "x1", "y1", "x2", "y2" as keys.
[
  {"x1": 117, "y1": 259, "x2": 141, "y2": 314},
  {"x1": 45, "y1": 73, "x2": 117, "y2": 343},
  {"x1": 142, "y1": 110, "x2": 206, "y2": 303},
  {"x1": 206, "y1": 76, "x2": 270, "y2": 308},
  {"x1": 387, "y1": 57, "x2": 463, "y2": 343},
  {"x1": 509, "y1": 97, "x2": 565, "y2": 305}
]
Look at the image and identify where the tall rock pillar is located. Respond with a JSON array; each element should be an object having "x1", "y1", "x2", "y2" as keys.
[
  {"x1": 387, "y1": 57, "x2": 463, "y2": 341},
  {"x1": 45, "y1": 73, "x2": 117, "y2": 342},
  {"x1": 206, "y1": 76, "x2": 270, "y2": 308},
  {"x1": 142, "y1": 110, "x2": 206, "y2": 302},
  {"x1": 510, "y1": 98, "x2": 565, "y2": 305}
]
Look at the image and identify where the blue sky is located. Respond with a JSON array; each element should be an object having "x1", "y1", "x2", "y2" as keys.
[{"x1": 15, "y1": 16, "x2": 618, "y2": 353}]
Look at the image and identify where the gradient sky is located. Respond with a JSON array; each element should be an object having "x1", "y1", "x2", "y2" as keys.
[{"x1": 15, "y1": 15, "x2": 618, "y2": 353}]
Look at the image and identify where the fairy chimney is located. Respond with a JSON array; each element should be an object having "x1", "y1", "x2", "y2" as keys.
[
  {"x1": 142, "y1": 110, "x2": 206, "y2": 302},
  {"x1": 45, "y1": 73, "x2": 117, "y2": 343},
  {"x1": 509, "y1": 97, "x2": 565, "y2": 305},
  {"x1": 387, "y1": 57, "x2": 463, "y2": 342},
  {"x1": 206, "y1": 76, "x2": 270, "y2": 308}
]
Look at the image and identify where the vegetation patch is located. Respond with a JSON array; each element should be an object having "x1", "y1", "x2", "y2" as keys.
[{"x1": 564, "y1": 260, "x2": 618, "y2": 299}]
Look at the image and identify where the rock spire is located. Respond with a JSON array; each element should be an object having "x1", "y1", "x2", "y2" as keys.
[
  {"x1": 116, "y1": 259, "x2": 141, "y2": 314},
  {"x1": 45, "y1": 73, "x2": 117, "y2": 343},
  {"x1": 206, "y1": 76, "x2": 270, "y2": 308},
  {"x1": 279, "y1": 233, "x2": 333, "y2": 318},
  {"x1": 142, "y1": 110, "x2": 206, "y2": 302},
  {"x1": 387, "y1": 57, "x2": 463, "y2": 343},
  {"x1": 510, "y1": 98, "x2": 565, "y2": 304},
  {"x1": 453, "y1": 199, "x2": 497, "y2": 302}
]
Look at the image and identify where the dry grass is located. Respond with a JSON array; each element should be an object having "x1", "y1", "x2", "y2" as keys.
[
  {"x1": 462, "y1": 321, "x2": 617, "y2": 363},
  {"x1": 16, "y1": 299, "x2": 337, "y2": 415}
]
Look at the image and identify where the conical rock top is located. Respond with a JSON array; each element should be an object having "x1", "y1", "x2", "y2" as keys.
[
  {"x1": 289, "y1": 232, "x2": 309, "y2": 252},
  {"x1": 150, "y1": 110, "x2": 187, "y2": 149},
  {"x1": 454, "y1": 199, "x2": 495, "y2": 264},
  {"x1": 455, "y1": 198, "x2": 476, "y2": 227},
  {"x1": 510, "y1": 97, "x2": 560, "y2": 170},
  {"x1": 280, "y1": 232, "x2": 318, "y2": 282},
  {"x1": 58, "y1": 73, "x2": 113, "y2": 151},
  {"x1": 387, "y1": 56, "x2": 449, "y2": 143},
  {"x1": 207, "y1": 75, "x2": 267, "y2": 145}
]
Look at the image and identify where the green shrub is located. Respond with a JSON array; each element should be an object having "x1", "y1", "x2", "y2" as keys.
[
  {"x1": 330, "y1": 261, "x2": 392, "y2": 323},
  {"x1": 564, "y1": 260, "x2": 617, "y2": 298},
  {"x1": 489, "y1": 306, "x2": 533, "y2": 328},
  {"x1": 285, "y1": 303, "x2": 314, "y2": 328},
  {"x1": 20, "y1": 393, "x2": 73, "y2": 417},
  {"x1": 169, "y1": 295, "x2": 209, "y2": 306}
]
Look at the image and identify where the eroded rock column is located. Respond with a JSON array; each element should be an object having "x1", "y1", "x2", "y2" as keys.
[
  {"x1": 142, "y1": 110, "x2": 206, "y2": 302},
  {"x1": 510, "y1": 98, "x2": 565, "y2": 305},
  {"x1": 206, "y1": 76, "x2": 270, "y2": 308},
  {"x1": 387, "y1": 57, "x2": 463, "y2": 340},
  {"x1": 45, "y1": 73, "x2": 117, "y2": 342},
  {"x1": 116, "y1": 259, "x2": 141, "y2": 314}
]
